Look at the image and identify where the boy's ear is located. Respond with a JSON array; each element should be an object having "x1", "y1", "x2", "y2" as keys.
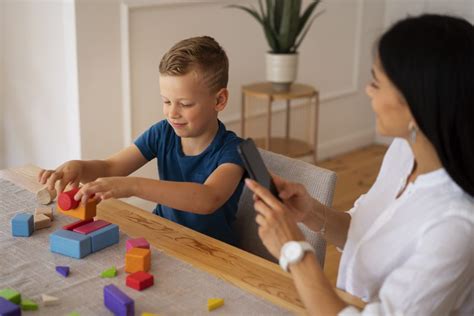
[{"x1": 214, "y1": 88, "x2": 228, "y2": 112}]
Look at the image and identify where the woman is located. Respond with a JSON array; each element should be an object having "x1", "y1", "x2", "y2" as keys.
[{"x1": 246, "y1": 14, "x2": 474, "y2": 315}]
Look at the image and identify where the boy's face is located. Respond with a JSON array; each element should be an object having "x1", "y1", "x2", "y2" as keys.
[{"x1": 159, "y1": 70, "x2": 226, "y2": 138}]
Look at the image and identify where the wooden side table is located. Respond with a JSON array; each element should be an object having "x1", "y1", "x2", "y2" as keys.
[{"x1": 241, "y1": 82, "x2": 319, "y2": 162}]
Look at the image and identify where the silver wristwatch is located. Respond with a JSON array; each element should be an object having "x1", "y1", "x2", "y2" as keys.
[{"x1": 279, "y1": 241, "x2": 315, "y2": 272}]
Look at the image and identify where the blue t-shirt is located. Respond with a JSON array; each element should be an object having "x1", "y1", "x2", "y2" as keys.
[{"x1": 134, "y1": 119, "x2": 244, "y2": 245}]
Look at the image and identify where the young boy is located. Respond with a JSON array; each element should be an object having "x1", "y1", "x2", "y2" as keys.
[{"x1": 38, "y1": 36, "x2": 245, "y2": 245}]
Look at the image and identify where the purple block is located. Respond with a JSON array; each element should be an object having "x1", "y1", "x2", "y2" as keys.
[
  {"x1": 0, "y1": 297, "x2": 21, "y2": 316},
  {"x1": 104, "y1": 284, "x2": 134, "y2": 316},
  {"x1": 56, "y1": 265, "x2": 70, "y2": 277}
]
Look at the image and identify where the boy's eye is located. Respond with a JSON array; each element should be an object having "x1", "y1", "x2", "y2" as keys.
[
  {"x1": 163, "y1": 101, "x2": 171, "y2": 105},
  {"x1": 370, "y1": 82, "x2": 379, "y2": 89},
  {"x1": 180, "y1": 103, "x2": 194, "y2": 107}
]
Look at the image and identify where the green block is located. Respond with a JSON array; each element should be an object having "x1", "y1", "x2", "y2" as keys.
[
  {"x1": 21, "y1": 299, "x2": 38, "y2": 311},
  {"x1": 0, "y1": 288, "x2": 21, "y2": 304},
  {"x1": 67, "y1": 312, "x2": 80, "y2": 316},
  {"x1": 100, "y1": 266, "x2": 117, "y2": 278}
]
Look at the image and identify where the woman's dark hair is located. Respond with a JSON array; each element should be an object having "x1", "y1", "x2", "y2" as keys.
[{"x1": 378, "y1": 14, "x2": 474, "y2": 197}]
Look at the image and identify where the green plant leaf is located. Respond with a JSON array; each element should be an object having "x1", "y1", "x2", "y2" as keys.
[
  {"x1": 273, "y1": 0, "x2": 284, "y2": 32},
  {"x1": 297, "y1": 0, "x2": 321, "y2": 36},
  {"x1": 293, "y1": 9, "x2": 324, "y2": 52}
]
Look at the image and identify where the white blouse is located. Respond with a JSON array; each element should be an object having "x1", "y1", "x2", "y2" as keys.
[{"x1": 337, "y1": 138, "x2": 474, "y2": 315}]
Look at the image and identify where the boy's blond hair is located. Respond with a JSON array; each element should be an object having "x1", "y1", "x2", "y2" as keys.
[{"x1": 159, "y1": 36, "x2": 229, "y2": 93}]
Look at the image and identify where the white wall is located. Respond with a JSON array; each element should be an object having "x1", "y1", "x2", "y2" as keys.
[
  {"x1": 0, "y1": 0, "x2": 5, "y2": 169},
  {"x1": 2, "y1": 0, "x2": 81, "y2": 169},
  {"x1": 127, "y1": 0, "x2": 385, "y2": 165}
]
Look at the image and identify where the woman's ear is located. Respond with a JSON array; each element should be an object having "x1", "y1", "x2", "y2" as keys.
[{"x1": 214, "y1": 88, "x2": 229, "y2": 112}]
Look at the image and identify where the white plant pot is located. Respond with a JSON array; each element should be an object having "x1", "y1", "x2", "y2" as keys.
[{"x1": 265, "y1": 53, "x2": 298, "y2": 91}]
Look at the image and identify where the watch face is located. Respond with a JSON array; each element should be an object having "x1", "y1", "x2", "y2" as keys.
[{"x1": 284, "y1": 241, "x2": 302, "y2": 261}]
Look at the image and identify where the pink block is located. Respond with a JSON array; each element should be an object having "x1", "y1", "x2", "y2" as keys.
[
  {"x1": 73, "y1": 220, "x2": 111, "y2": 234},
  {"x1": 126, "y1": 237, "x2": 150, "y2": 252},
  {"x1": 63, "y1": 218, "x2": 93, "y2": 231}
]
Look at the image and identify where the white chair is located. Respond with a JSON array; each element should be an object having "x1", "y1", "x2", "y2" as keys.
[{"x1": 233, "y1": 149, "x2": 336, "y2": 267}]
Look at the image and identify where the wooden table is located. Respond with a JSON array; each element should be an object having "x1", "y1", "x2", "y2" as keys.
[
  {"x1": 0, "y1": 165, "x2": 364, "y2": 314},
  {"x1": 241, "y1": 82, "x2": 319, "y2": 163}
]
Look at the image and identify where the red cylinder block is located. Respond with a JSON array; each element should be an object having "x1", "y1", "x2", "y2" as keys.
[{"x1": 58, "y1": 187, "x2": 80, "y2": 210}]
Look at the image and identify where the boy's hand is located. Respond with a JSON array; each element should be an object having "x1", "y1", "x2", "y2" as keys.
[
  {"x1": 74, "y1": 177, "x2": 137, "y2": 204},
  {"x1": 38, "y1": 160, "x2": 84, "y2": 193}
]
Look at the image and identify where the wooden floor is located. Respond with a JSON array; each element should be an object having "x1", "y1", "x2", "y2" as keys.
[{"x1": 318, "y1": 144, "x2": 388, "y2": 286}]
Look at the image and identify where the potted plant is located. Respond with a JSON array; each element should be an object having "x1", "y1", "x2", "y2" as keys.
[{"x1": 230, "y1": 0, "x2": 323, "y2": 91}]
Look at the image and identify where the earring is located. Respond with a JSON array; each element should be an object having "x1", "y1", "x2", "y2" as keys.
[{"x1": 408, "y1": 121, "x2": 417, "y2": 144}]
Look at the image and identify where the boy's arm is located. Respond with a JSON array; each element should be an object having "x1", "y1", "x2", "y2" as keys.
[
  {"x1": 43, "y1": 145, "x2": 148, "y2": 192},
  {"x1": 131, "y1": 163, "x2": 244, "y2": 214}
]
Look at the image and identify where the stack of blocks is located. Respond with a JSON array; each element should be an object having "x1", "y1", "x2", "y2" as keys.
[
  {"x1": 49, "y1": 188, "x2": 119, "y2": 259},
  {"x1": 125, "y1": 238, "x2": 154, "y2": 291}
]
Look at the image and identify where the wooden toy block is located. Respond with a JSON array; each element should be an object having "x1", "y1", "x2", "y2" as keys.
[
  {"x1": 58, "y1": 187, "x2": 80, "y2": 210},
  {"x1": 50, "y1": 229, "x2": 92, "y2": 259},
  {"x1": 21, "y1": 298, "x2": 38, "y2": 311},
  {"x1": 35, "y1": 206, "x2": 54, "y2": 221},
  {"x1": 125, "y1": 248, "x2": 151, "y2": 273},
  {"x1": 63, "y1": 218, "x2": 93, "y2": 231},
  {"x1": 0, "y1": 297, "x2": 21, "y2": 316},
  {"x1": 101, "y1": 266, "x2": 117, "y2": 278},
  {"x1": 41, "y1": 294, "x2": 59, "y2": 306},
  {"x1": 141, "y1": 313, "x2": 159, "y2": 316},
  {"x1": 36, "y1": 187, "x2": 57, "y2": 205},
  {"x1": 126, "y1": 271, "x2": 154, "y2": 291},
  {"x1": 0, "y1": 288, "x2": 21, "y2": 304},
  {"x1": 34, "y1": 214, "x2": 52, "y2": 230},
  {"x1": 126, "y1": 237, "x2": 150, "y2": 252},
  {"x1": 11, "y1": 213, "x2": 34, "y2": 237},
  {"x1": 56, "y1": 266, "x2": 70, "y2": 277},
  {"x1": 88, "y1": 224, "x2": 119, "y2": 252},
  {"x1": 104, "y1": 284, "x2": 134, "y2": 316},
  {"x1": 67, "y1": 312, "x2": 80, "y2": 316},
  {"x1": 73, "y1": 219, "x2": 110, "y2": 235},
  {"x1": 57, "y1": 198, "x2": 97, "y2": 221},
  {"x1": 207, "y1": 298, "x2": 224, "y2": 311}
]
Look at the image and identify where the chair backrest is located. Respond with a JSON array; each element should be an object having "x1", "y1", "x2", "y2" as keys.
[{"x1": 233, "y1": 149, "x2": 337, "y2": 267}]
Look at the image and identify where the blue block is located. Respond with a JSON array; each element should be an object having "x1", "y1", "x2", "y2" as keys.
[
  {"x1": 0, "y1": 297, "x2": 21, "y2": 316},
  {"x1": 50, "y1": 229, "x2": 91, "y2": 259},
  {"x1": 88, "y1": 224, "x2": 119, "y2": 252},
  {"x1": 104, "y1": 284, "x2": 134, "y2": 316},
  {"x1": 11, "y1": 213, "x2": 34, "y2": 237}
]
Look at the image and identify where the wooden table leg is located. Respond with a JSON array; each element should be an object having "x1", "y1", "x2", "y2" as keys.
[
  {"x1": 241, "y1": 91, "x2": 246, "y2": 138},
  {"x1": 266, "y1": 97, "x2": 272, "y2": 150},
  {"x1": 313, "y1": 92, "x2": 319, "y2": 164}
]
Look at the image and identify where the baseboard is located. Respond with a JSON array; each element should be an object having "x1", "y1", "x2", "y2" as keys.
[{"x1": 317, "y1": 128, "x2": 376, "y2": 161}]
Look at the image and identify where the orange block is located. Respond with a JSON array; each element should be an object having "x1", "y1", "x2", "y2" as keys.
[
  {"x1": 57, "y1": 198, "x2": 97, "y2": 220},
  {"x1": 125, "y1": 248, "x2": 151, "y2": 273}
]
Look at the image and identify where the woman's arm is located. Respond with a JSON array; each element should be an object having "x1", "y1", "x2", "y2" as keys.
[
  {"x1": 290, "y1": 252, "x2": 347, "y2": 315},
  {"x1": 272, "y1": 175, "x2": 351, "y2": 249}
]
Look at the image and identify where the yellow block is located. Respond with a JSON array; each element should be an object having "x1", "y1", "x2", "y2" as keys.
[
  {"x1": 141, "y1": 313, "x2": 159, "y2": 316},
  {"x1": 207, "y1": 298, "x2": 224, "y2": 311},
  {"x1": 57, "y1": 198, "x2": 97, "y2": 220}
]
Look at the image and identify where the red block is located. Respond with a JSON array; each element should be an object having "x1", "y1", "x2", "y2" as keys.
[
  {"x1": 58, "y1": 188, "x2": 80, "y2": 210},
  {"x1": 63, "y1": 218, "x2": 93, "y2": 231},
  {"x1": 126, "y1": 271, "x2": 154, "y2": 291},
  {"x1": 73, "y1": 220, "x2": 110, "y2": 234}
]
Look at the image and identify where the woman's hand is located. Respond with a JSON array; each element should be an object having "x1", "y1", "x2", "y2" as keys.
[
  {"x1": 245, "y1": 178, "x2": 306, "y2": 259},
  {"x1": 74, "y1": 177, "x2": 137, "y2": 204},
  {"x1": 271, "y1": 174, "x2": 316, "y2": 224},
  {"x1": 38, "y1": 160, "x2": 84, "y2": 193}
]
